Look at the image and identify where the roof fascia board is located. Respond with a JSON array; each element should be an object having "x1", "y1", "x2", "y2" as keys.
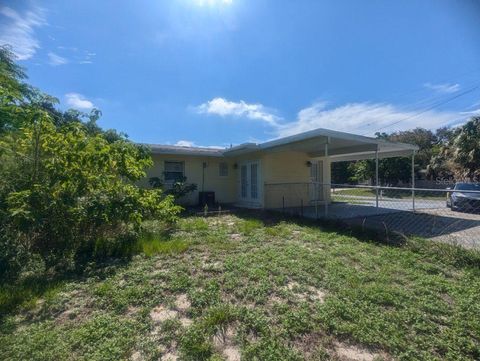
[
  {"x1": 308, "y1": 143, "x2": 378, "y2": 157},
  {"x1": 330, "y1": 149, "x2": 416, "y2": 162}
]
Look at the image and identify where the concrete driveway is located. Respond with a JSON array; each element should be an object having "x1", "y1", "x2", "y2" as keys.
[{"x1": 281, "y1": 197, "x2": 480, "y2": 249}]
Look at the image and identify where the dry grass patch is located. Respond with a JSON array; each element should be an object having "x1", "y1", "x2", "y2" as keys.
[
  {"x1": 213, "y1": 325, "x2": 241, "y2": 361},
  {"x1": 334, "y1": 341, "x2": 387, "y2": 361},
  {"x1": 150, "y1": 305, "x2": 178, "y2": 324}
]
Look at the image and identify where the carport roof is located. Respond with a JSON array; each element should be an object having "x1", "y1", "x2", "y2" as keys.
[
  {"x1": 144, "y1": 128, "x2": 419, "y2": 160},
  {"x1": 223, "y1": 128, "x2": 419, "y2": 160}
]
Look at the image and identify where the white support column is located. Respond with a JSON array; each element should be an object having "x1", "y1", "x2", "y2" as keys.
[
  {"x1": 375, "y1": 148, "x2": 379, "y2": 208},
  {"x1": 412, "y1": 150, "x2": 416, "y2": 213}
]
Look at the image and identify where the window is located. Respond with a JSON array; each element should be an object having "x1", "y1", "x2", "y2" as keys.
[
  {"x1": 164, "y1": 161, "x2": 184, "y2": 182},
  {"x1": 219, "y1": 162, "x2": 228, "y2": 177}
]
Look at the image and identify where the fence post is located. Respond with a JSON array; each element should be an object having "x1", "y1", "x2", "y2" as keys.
[
  {"x1": 282, "y1": 196, "x2": 285, "y2": 214},
  {"x1": 375, "y1": 149, "x2": 379, "y2": 208},
  {"x1": 412, "y1": 150, "x2": 416, "y2": 213},
  {"x1": 315, "y1": 183, "x2": 319, "y2": 219},
  {"x1": 324, "y1": 186, "x2": 329, "y2": 217}
]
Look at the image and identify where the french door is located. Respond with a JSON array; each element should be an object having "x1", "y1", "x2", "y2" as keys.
[{"x1": 240, "y1": 161, "x2": 261, "y2": 205}]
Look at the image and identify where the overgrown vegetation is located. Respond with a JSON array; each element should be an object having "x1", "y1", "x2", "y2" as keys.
[
  {"x1": 0, "y1": 46, "x2": 181, "y2": 281},
  {"x1": 149, "y1": 175, "x2": 198, "y2": 200},
  {"x1": 0, "y1": 214, "x2": 478, "y2": 361}
]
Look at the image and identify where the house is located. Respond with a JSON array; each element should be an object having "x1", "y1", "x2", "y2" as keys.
[{"x1": 141, "y1": 128, "x2": 418, "y2": 209}]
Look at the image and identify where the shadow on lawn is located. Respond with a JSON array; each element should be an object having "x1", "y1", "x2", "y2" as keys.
[
  {"x1": 0, "y1": 257, "x2": 132, "y2": 324},
  {"x1": 0, "y1": 223, "x2": 179, "y2": 322},
  {"x1": 231, "y1": 207, "x2": 480, "y2": 270},
  {"x1": 233, "y1": 208, "x2": 398, "y2": 245}
]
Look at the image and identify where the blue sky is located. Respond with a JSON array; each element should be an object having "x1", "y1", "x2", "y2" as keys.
[{"x1": 1, "y1": 0, "x2": 480, "y2": 147}]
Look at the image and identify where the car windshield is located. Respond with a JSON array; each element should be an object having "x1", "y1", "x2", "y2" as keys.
[{"x1": 455, "y1": 183, "x2": 480, "y2": 191}]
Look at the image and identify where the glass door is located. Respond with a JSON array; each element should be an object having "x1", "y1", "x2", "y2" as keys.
[{"x1": 239, "y1": 161, "x2": 261, "y2": 204}]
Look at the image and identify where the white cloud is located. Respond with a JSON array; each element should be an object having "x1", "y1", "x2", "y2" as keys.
[
  {"x1": 195, "y1": 97, "x2": 280, "y2": 125},
  {"x1": 194, "y1": 0, "x2": 233, "y2": 6},
  {"x1": 461, "y1": 108, "x2": 480, "y2": 116},
  {"x1": 0, "y1": 6, "x2": 46, "y2": 60},
  {"x1": 459, "y1": 100, "x2": 480, "y2": 116},
  {"x1": 195, "y1": 97, "x2": 465, "y2": 138},
  {"x1": 174, "y1": 140, "x2": 223, "y2": 149},
  {"x1": 276, "y1": 102, "x2": 461, "y2": 137},
  {"x1": 78, "y1": 51, "x2": 95, "y2": 64},
  {"x1": 175, "y1": 140, "x2": 196, "y2": 147},
  {"x1": 48, "y1": 52, "x2": 68, "y2": 66},
  {"x1": 424, "y1": 82, "x2": 460, "y2": 94},
  {"x1": 65, "y1": 93, "x2": 94, "y2": 110}
]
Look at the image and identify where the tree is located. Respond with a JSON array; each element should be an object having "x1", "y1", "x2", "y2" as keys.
[
  {"x1": 377, "y1": 128, "x2": 437, "y2": 170},
  {"x1": 331, "y1": 162, "x2": 352, "y2": 184},
  {"x1": 149, "y1": 176, "x2": 197, "y2": 199},
  {"x1": 0, "y1": 115, "x2": 181, "y2": 277},
  {"x1": 0, "y1": 46, "x2": 33, "y2": 133},
  {"x1": 0, "y1": 48, "x2": 182, "y2": 279},
  {"x1": 442, "y1": 117, "x2": 480, "y2": 180}
]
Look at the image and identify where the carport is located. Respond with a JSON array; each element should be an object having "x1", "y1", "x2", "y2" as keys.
[{"x1": 259, "y1": 128, "x2": 419, "y2": 213}]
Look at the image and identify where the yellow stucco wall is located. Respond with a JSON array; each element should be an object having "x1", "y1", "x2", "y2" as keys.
[
  {"x1": 261, "y1": 150, "x2": 312, "y2": 209},
  {"x1": 141, "y1": 154, "x2": 237, "y2": 206},
  {"x1": 228, "y1": 150, "x2": 313, "y2": 208},
  {"x1": 140, "y1": 149, "x2": 329, "y2": 208}
]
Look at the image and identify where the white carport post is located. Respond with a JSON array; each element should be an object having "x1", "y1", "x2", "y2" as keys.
[
  {"x1": 412, "y1": 150, "x2": 416, "y2": 213},
  {"x1": 375, "y1": 147, "x2": 379, "y2": 208}
]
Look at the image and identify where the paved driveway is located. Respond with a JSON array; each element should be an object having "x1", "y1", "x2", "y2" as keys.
[{"x1": 283, "y1": 198, "x2": 480, "y2": 249}]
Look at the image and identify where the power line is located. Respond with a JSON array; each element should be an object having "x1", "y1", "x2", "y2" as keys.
[{"x1": 361, "y1": 85, "x2": 480, "y2": 135}]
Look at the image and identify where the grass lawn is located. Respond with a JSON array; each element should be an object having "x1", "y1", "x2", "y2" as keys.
[
  {"x1": 1, "y1": 212, "x2": 479, "y2": 361},
  {"x1": 332, "y1": 188, "x2": 446, "y2": 201}
]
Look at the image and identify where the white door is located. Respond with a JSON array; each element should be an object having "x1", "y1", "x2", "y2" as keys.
[
  {"x1": 309, "y1": 160, "x2": 323, "y2": 203},
  {"x1": 239, "y1": 161, "x2": 261, "y2": 205}
]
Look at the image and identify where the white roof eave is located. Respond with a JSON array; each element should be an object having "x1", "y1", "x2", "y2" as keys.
[{"x1": 258, "y1": 128, "x2": 419, "y2": 152}]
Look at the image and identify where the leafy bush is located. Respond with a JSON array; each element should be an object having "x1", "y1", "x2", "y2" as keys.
[
  {"x1": 0, "y1": 114, "x2": 181, "y2": 279},
  {"x1": 149, "y1": 175, "x2": 197, "y2": 200}
]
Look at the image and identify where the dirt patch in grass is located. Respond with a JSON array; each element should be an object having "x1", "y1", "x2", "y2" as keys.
[
  {"x1": 52, "y1": 289, "x2": 94, "y2": 325},
  {"x1": 179, "y1": 317, "x2": 193, "y2": 327},
  {"x1": 334, "y1": 341, "x2": 383, "y2": 361},
  {"x1": 130, "y1": 350, "x2": 142, "y2": 361},
  {"x1": 285, "y1": 281, "x2": 327, "y2": 303},
  {"x1": 213, "y1": 325, "x2": 241, "y2": 361},
  {"x1": 125, "y1": 305, "x2": 140, "y2": 317},
  {"x1": 160, "y1": 351, "x2": 178, "y2": 361},
  {"x1": 174, "y1": 294, "x2": 190, "y2": 311},
  {"x1": 150, "y1": 305, "x2": 178, "y2": 323}
]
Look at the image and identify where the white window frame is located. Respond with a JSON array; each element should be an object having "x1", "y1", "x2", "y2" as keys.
[
  {"x1": 219, "y1": 162, "x2": 229, "y2": 177},
  {"x1": 164, "y1": 160, "x2": 185, "y2": 183}
]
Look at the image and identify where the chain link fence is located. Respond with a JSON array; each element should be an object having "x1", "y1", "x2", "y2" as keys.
[{"x1": 264, "y1": 182, "x2": 480, "y2": 249}]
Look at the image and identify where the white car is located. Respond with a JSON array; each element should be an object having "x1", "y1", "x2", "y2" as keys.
[{"x1": 446, "y1": 183, "x2": 480, "y2": 212}]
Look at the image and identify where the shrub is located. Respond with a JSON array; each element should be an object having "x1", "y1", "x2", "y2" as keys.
[
  {"x1": 0, "y1": 113, "x2": 181, "y2": 279},
  {"x1": 149, "y1": 175, "x2": 197, "y2": 200}
]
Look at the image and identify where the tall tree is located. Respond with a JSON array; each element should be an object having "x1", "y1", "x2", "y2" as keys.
[
  {"x1": 446, "y1": 117, "x2": 480, "y2": 180},
  {"x1": 0, "y1": 46, "x2": 32, "y2": 132}
]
